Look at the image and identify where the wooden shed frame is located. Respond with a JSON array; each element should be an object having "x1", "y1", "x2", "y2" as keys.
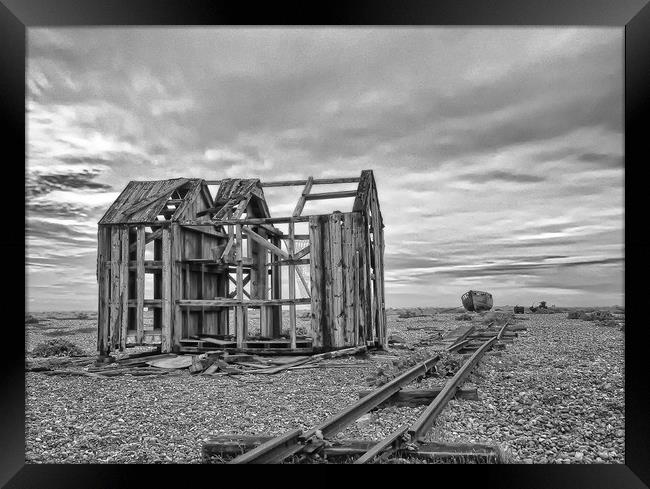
[{"x1": 96, "y1": 170, "x2": 386, "y2": 356}]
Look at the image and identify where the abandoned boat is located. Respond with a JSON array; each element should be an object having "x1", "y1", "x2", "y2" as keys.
[{"x1": 461, "y1": 290, "x2": 493, "y2": 312}]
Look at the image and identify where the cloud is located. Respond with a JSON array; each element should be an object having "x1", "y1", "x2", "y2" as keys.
[
  {"x1": 26, "y1": 27, "x2": 624, "y2": 310},
  {"x1": 460, "y1": 170, "x2": 545, "y2": 184},
  {"x1": 27, "y1": 169, "x2": 113, "y2": 198}
]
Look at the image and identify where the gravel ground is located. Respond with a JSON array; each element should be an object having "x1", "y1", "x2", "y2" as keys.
[
  {"x1": 25, "y1": 308, "x2": 624, "y2": 464},
  {"x1": 429, "y1": 313, "x2": 625, "y2": 464}
]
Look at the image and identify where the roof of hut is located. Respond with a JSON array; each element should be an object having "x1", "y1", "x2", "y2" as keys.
[{"x1": 98, "y1": 178, "x2": 212, "y2": 225}]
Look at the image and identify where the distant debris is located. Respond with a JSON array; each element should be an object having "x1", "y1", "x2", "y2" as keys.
[
  {"x1": 567, "y1": 310, "x2": 615, "y2": 321},
  {"x1": 513, "y1": 305, "x2": 525, "y2": 314},
  {"x1": 461, "y1": 290, "x2": 493, "y2": 312},
  {"x1": 398, "y1": 308, "x2": 432, "y2": 319},
  {"x1": 455, "y1": 313, "x2": 473, "y2": 321},
  {"x1": 529, "y1": 301, "x2": 548, "y2": 313},
  {"x1": 25, "y1": 314, "x2": 40, "y2": 324}
]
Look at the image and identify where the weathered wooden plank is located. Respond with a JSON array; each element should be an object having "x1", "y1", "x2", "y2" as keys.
[
  {"x1": 128, "y1": 179, "x2": 171, "y2": 223},
  {"x1": 135, "y1": 226, "x2": 145, "y2": 344},
  {"x1": 161, "y1": 227, "x2": 172, "y2": 352},
  {"x1": 292, "y1": 176, "x2": 314, "y2": 217},
  {"x1": 288, "y1": 221, "x2": 297, "y2": 349},
  {"x1": 97, "y1": 227, "x2": 111, "y2": 355},
  {"x1": 357, "y1": 387, "x2": 479, "y2": 407},
  {"x1": 108, "y1": 227, "x2": 122, "y2": 350},
  {"x1": 236, "y1": 224, "x2": 245, "y2": 348},
  {"x1": 119, "y1": 226, "x2": 130, "y2": 350},
  {"x1": 352, "y1": 170, "x2": 372, "y2": 212},
  {"x1": 309, "y1": 216, "x2": 323, "y2": 349},
  {"x1": 270, "y1": 235, "x2": 282, "y2": 338},
  {"x1": 243, "y1": 226, "x2": 289, "y2": 259},
  {"x1": 129, "y1": 227, "x2": 163, "y2": 252},
  {"x1": 177, "y1": 298, "x2": 311, "y2": 307},
  {"x1": 370, "y1": 184, "x2": 385, "y2": 346},
  {"x1": 305, "y1": 190, "x2": 358, "y2": 201},
  {"x1": 168, "y1": 179, "x2": 199, "y2": 221},
  {"x1": 206, "y1": 177, "x2": 361, "y2": 187},
  {"x1": 321, "y1": 217, "x2": 332, "y2": 349},
  {"x1": 249, "y1": 225, "x2": 265, "y2": 300},
  {"x1": 342, "y1": 215, "x2": 355, "y2": 346},
  {"x1": 264, "y1": 258, "x2": 310, "y2": 267},
  {"x1": 171, "y1": 224, "x2": 183, "y2": 350},
  {"x1": 330, "y1": 214, "x2": 344, "y2": 348}
]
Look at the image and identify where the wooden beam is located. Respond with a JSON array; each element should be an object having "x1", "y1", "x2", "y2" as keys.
[
  {"x1": 205, "y1": 177, "x2": 361, "y2": 187},
  {"x1": 171, "y1": 224, "x2": 183, "y2": 350},
  {"x1": 330, "y1": 214, "x2": 345, "y2": 348},
  {"x1": 180, "y1": 225, "x2": 228, "y2": 239},
  {"x1": 108, "y1": 228, "x2": 121, "y2": 351},
  {"x1": 161, "y1": 227, "x2": 172, "y2": 353},
  {"x1": 264, "y1": 258, "x2": 310, "y2": 267},
  {"x1": 228, "y1": 288, "x2": 251, "y2": 299},
  {"x1": 270, "y1": 236, "x2": 282, "y2": 338},
  {"x1": 97, "y1": 227, "x2": 111, "y2": 355},
  {"x1": 235, "y1": 224, "x2": 245, "y2": 348},
  {"x1": 292, "y1": 176, "x2": 314, "y2": 217},
  {"x1": 293, "y1": 245, "x2": 311, "y2": 260},
  {"x1": 357, "y1": 387, "x2": 479, "y2": 407},
  {"x1": 243, "y1": 226, "x2": 289, "y2": 259},
  {"x1": 136, "y1": 226, "x2": 145, "y2": 344},
  {"x1": 128, "y1": 260, "x2": 162, "y2": 270},
  {"x1": 288, "y1": 221, "x2": 297, "y2": 349},
  {"x1": 295, "y1": 267, "x2": 311, "y2": 299},
  {"x1": 178, "y1": 298, "x2": 311, "y2": 307},
  {"x1": 119, "y1": 227, "x2": 129, "y2": 350},
  {"x1": 181, "y1": 216, "x2": 312, "y2": 226},
  {"x1": 276, "y1": 234, "x2": 310, "y2": 240},
  {"x1": 305, "y1": 190, "x2": 358, "y2": 201},
  {"x1": 228, "y1": 273, "x2": 251, "y2": 287},
  {"x1": 129, "y1": 227, "x2": 163, "y2": 252}
]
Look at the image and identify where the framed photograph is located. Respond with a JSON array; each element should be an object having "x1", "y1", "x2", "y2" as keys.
[{"x1": 4, "y1": 0, "x2": 648, "y2": 486}]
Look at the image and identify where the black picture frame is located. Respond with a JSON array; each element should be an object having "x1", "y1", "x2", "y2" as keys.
[{"x1": 3, "y1": 0, "x2": 647, "y2": 487}]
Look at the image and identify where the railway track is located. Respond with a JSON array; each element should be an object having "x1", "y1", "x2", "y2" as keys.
[{"x1": 203, "y1": 322, "x2": 515, "y2": 464}]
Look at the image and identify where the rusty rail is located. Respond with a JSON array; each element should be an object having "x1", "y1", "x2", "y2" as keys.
[
  {"x1": 355, "y1": 322, "x2": 510, "y2": 463},
  {"x1": 227, "y1": 352, "x2": 441, "y2": 463}
]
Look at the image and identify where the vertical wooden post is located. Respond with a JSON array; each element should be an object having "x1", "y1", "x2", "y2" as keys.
[
  {"x1": 153, "y1": 234, "x2": 162, "y2": 331},
  {"x1": 353, "y1": 250, "x2": 360, "y2": 345},
  {"x1": 342, "y1": 214, "x2": 355, "y2": 346},
  {"x1": 370, "y1": 188, "x2": 386, "y2": 347},
  {"x1": 135, "y1": 226, "x2": 145, "y2": 344},
  {"x1": 309, "y1": 217, "x2": 323, "y2": 349},
  {"x1": 185, "y1": 263, "x2": 190, "y2": 336},
  {"x1": 109, "y1": 227, "x2": 122, "y2": 351},
  {"x1": 97, "y1": 227, "x2": 111, "y2": 356},
  {"x1": 321, "y1": 216, "x2": 332, "y2": 350},
  {"x1": 161, "y1": 227, "x2": 172, "y2": 352},
  {"x1": 270, "y1": 235, "x2": 282, "y2": 338},
  {"x1": 171, "y1": 224, "x2": 183, "y2": 351},
  {"x1": 235, "y1": 224, "x2": 246, "y2": 348},
  {"x1": 288, "y1": 220, "x2": 297, "y2": 349},
  {"x1": 119, "y1": 226, "x2": 129, "y2": 350},
  {"x1": 330, "y1": 213, "x2": 344, "y2": 348}
]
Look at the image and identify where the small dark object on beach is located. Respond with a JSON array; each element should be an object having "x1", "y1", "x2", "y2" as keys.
[{"x1": 513, "y1": 306, "x2": 525, "y2": 314}]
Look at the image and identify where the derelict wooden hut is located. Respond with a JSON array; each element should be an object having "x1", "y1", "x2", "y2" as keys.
[{"x1": 96, "y1": 170, "x2": 386, "y2": 356}]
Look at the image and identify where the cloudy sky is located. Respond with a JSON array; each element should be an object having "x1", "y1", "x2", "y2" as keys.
[{"x1": 26, "y1": 27, "x2": 624, "y2": 311}]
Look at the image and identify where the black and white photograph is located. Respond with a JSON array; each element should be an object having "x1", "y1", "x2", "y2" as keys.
[{"x1": 25, "y1": 26, "x2": 625, "y2": 465}]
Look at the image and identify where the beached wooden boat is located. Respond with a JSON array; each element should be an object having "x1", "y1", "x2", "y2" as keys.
[{"x1": 461, "y1": 290, "x2": 493, "y2": 312}]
